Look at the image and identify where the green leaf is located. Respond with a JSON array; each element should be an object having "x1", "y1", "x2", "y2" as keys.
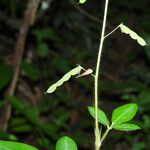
[
  {"x1": 37, "y1": 42, "x2": 49, "y2": 58},
  {"x1": 0, "y1": 141, "x2": 38, "y2": 150},
  {"x1": 112, "y1": 103, "x2": 138, "y2": 124},
  {"x1": 6, "y1": 96, "x2": 27, "y2": 110},
  {"x1": 32, "y1": 27, "x2": 61, "y2": 42},
  {"x1": 138, "y1": 89, "x2": 150, "y2": 105},
  {"x1": 56, "y1": 136, "x2": 78, "y2": 150},
  {"x1": 143, "y1": 115, "x2": 150, "y2": 129},
  {"x1": 11, "y1": 124, "x2": 32, "y2": 133},
  {"x1": 0, "y1": 63, "x2": 13, "y2": 90},
  {"x1": 88, "y1": 106, "x2": 109, "y2": 126},
  {"x1": 10, "y1": 118, "x2": 26, "y2": 127},
  {"x1": 112, "y1": 123, "x2": 141, "y2": 131},
  {"x1": 6, "y1": 96, "x2": 40, "y2": 125},
  {"x1": 79, "y1": 0, "x2": 86, "y2": 4},
  {"x1": 46, "y1": 66, "x2": 82, "y2": 94},
  {"x1": 132, "y1": 142, "x2": 145, "y2": 150},
  {"x1": 0, "y1": 132, "x2": 17, "y2": 141},
  {"x1": 21, "y1": 62, "x2": 39, "y2": 81},
  {"x1": 119, "y1": 24, "x2": 146, "y2": 46}
]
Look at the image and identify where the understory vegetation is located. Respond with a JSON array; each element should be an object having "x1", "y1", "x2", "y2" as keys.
[{"x1": 0, "y1": 0, "x2": 150, "y2": 149}]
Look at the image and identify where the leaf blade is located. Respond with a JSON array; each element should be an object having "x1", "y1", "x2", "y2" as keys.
[
  {"x1": 111, "y1": 103, "x2": 138, "y2": 124},
  {"x1": 0, "y1": 141, "x2": 38, "y2": 150},
  {"x1": 88, "y1": 106, "x2": 109, "y2": 126},
  {"x1": 112, "y1": 123, "x2": 141, "y2": 131},
  {"x1": 56, "y1": 136, "x2": 78, "y2": 150}
]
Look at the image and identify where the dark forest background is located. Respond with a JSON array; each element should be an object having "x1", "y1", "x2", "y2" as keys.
[{"x1": 0, "y1": 0, "x2": 150, "y2": 149}]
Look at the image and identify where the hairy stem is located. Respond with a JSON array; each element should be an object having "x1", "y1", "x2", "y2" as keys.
[{"x1": 94, "y1": 0, "x2": 109, "y2": 149}]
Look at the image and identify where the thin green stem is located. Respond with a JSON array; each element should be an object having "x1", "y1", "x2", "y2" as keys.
[
  {"x1": 104, "y1": 24, "x2": 121, "y2": 39},
  {"x1": 94, "y1": 0, "x2": 109, "y2": 149},
  {"x1": 99, "y1": 127, "x2": 111, "y2": 147}
]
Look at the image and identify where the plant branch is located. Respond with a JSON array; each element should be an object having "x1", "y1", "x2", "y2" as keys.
[
  {"x1": 104, "y1": 24, "x2": 120, "y2": 39},
  {"x1": 1, "y1": 0, "x2": 41, "y2": 131},
  {"x1": 71, "y1": 0, "x2": 100, "y2": 24},
  {"x1": 94, "y1": 0, "x2": 109, "y2": 149},
  {"x1": 99, "y1": 127, "x2": 111, "y2": 147}
]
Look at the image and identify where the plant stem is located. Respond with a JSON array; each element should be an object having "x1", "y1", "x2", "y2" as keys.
[
  {"x1": 104, "y1": 24, "x2": 120, "y2": 39},
  {"x1": 99, "y1": 127, "x2": 111, "y2": 147},
  {"x1": 94, "y1": 0, "x2": 109, "y2": 149}
]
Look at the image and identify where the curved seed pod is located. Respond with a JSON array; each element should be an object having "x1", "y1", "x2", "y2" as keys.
[
  {"x1": 46, "y1": 66, "x2": 82, "y2": 94},
  {"x1": 119, "y1": 24, "x2": 146, "y2": 46}
]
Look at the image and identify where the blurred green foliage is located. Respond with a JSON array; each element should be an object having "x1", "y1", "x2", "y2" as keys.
[{"x1": 0, "y1": 0, "x2": 150, "y2": 149}]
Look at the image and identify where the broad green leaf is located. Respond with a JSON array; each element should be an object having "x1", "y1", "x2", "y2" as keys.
[
  {"x1": 119, "y1": 24, "x2": 146, "y2": 46},
  {"x1": 0, "y1": 141, "x2": 38, "y2": 150},
  {"x1": 112, "y1": 103, "x2": 138, "y2": 124},
  {"x1": 88, "y1": 106, "x2": 109, "y2": 126},
  {"x1": 56, "y1": 136, "x2": 78, "y2": 150},
  {"x1": 112, "y1": 123, "x2": 141, "y2": 131},
  {"x1": 79, "y1": 0, "x2": 86, "y2": 4},
  {"x1": 46, "y1": 66, "x2": 82, "y2": 94}
]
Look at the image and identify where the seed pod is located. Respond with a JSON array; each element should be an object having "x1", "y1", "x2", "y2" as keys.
[
  {"x1": 46, "y1": 66, "x2": 82, "y2": 94},
  {"x1": 119, "y1": 23, "x2": 146, "y2": 46}
]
